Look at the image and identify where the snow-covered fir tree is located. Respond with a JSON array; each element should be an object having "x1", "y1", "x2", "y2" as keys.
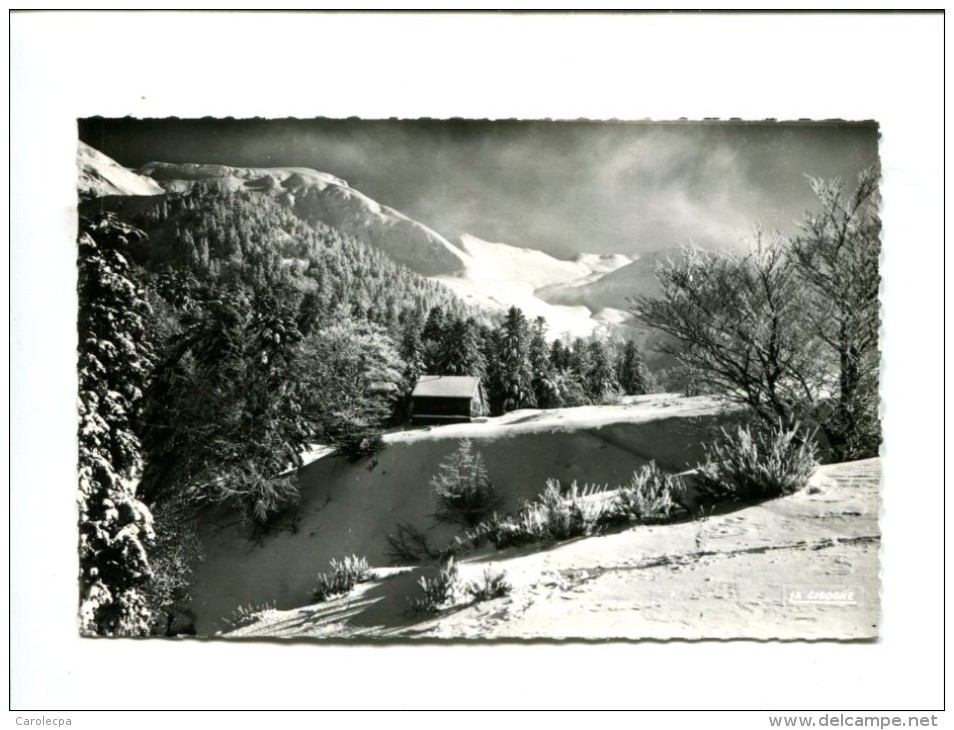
[
  {"x1": 549, "y1": 338, "x2": 571, "y2": 372},
  {"x1": 398, "y1": 313, "x2": 425, "y2": 383},
  {"x1": 420, "y1": 305, "x2": 447, "y2": 372},
  {"x1": 529, "y1": 317, "x2": 559, "y2": 407},
  {"x1": 617, "y1": 340, "x2": 652, "y2": 395},
  {"x1": 495, "y1": 307, "x2": 536, "y2": 412},
  {"x1": 585, "y1": 339, "x2": 620, "y2": 402},
  {"x1": 77, "y1": 214, "x2": 155, "y2": 636},
  {"x1": 433, "y1": 316, "x2": 486, "y2": 378}
]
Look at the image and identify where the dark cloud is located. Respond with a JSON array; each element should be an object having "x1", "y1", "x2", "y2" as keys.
[{"x1": 78, "y1": 118, "x2": 879, "y2": 258}]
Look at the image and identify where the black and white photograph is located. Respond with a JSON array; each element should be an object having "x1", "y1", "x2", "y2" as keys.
[
  {"x1": 10, "y1": 9, "x2": 945, "y2": 719},
  {"x1": 76, "y1": 117, "x2": 882, "y2": 641}
]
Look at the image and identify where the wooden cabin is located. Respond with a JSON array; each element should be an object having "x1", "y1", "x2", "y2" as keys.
[{"x1": 410, "y1": 375, "x2": 488, "y2": 425}]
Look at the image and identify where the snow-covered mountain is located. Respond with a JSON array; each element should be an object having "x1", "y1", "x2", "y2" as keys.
[
  {"x1": 136, "y1": 160, "x2": 470, "y2": 277},
  {"x1": 77, "y1": 141, "x2": 164, "y2": 198},
  {"x1": 434, "y1": 234, "x2": 635, "y2": 339},
  {"x1": 535, "y1": 250, "x2": 675, "y2": 313},
  {"x1": 81, "y1": 145, "x2": 666, "y2": 340}
]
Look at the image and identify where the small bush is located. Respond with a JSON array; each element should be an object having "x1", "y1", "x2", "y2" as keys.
[
  {"x1": 457, "y1": 470, "x2": 696, "y2": 558},
  {"x1": 465, "y1": 567, "x2": 512, "y2": 602},
  {"x1": 465, "y1": 481, "x2": 605, "y2": 549},
  {"x1": 385, "y1": 522, "x2": 440, "y2": 565},
  {"x1": 696, "y1": 422, "x2": 818, "y2": 502},
  {"x1": 312, "y1": 554, "x2": 372, "y2": 602},
  {"x1": 525, "y1": 480, "x2": 605, "y2": 541},
  {"x1": 431, "y1": 440, "x2": 503, "y2": 529},
  {"x1": 611, "y1": 462, "x2": 687, "y2": 524},
  {"x1": 467, "y1": 511, "x2": 542, "y2": 550},
  {"x1": 224, "y1": 601, "x2": 275, "y2": 630},
  {"x1": 410, "y1": 556, "x2": 462, "y2": 615}
]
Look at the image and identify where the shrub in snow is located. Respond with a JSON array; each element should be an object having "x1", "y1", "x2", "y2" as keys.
[
  {"x1": 431, "y1": 440, "x2": 502, "y2": 529},
  {"x1": 521, "y1": 480, "x2": 604, "y2": 542},
  {"x1": 467, "y1": 480, "x2": 605, "y2": 549},
  {"x1": 696, "y1": 422, "x2": 818, "y2": 502},
  {"x1": 610, "y1": 462, "x2": 687, "y2": 524},
  {"x1": 312, "y1": 555, "x2": 372, "y2": 602},
  {"x1": 466, "y1": 511, "x2": 542, "y2": 550},
  {"x1": 465, "y1": 566, "x2": 512, "y2": 602},
  {"x1": 410, "y1": 557, "x2": 463, "y2": 615},
  {"x1": 224, "y1": 602, "x2": 275, "y2": 631}
]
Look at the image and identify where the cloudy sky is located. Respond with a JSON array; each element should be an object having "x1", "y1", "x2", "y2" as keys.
[{"x1": 79, "y1": 118, "x2": 879, "y2": 259}]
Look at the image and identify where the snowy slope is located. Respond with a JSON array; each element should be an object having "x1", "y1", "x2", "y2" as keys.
[
  {"x1": 227, "y1": 458, "x2": 881, "y2": 641},
  {"x1": 77, "y1": 142, "x2": 164, "y2": 198},
  {"x1": 435, "y1": 234, "x2": 634, "y2": 339},
  {"x1": 535, "y1": 249, "x2": 675, "y2": 312},
  {"x1": 216, "y1": 407, "x2": 880, "y2": 641},
  {"x1": 187, "y1": 394, "x2": 744, "y2": 634},
  {"x1": 455, "y1": 234, "x2": 632, "y2": 291}
]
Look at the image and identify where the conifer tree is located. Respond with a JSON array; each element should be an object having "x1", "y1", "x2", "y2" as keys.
[
  {"x1": 421, "y1": 305, "x2": 447, "y2": 373},
  {"x1": 181, "y1": 228, "x2": 199, "y2": 267},
  {"x1": 478, "y1": 324, "x2": 505, "y2": 415},
  {"x1": 497, "y1": 306, "x2": 536, "y2": 412},
  {"x1": 430, "y1": 440, "x2": 501, "y2": 529},
  {"x1": 77, "y1": 214, "x2": 155, "y2": 636},
  {"x1": 529, "y1": 317, "x2": 559, "y2": 407},
  {"x1": 585, "y1": 339, "x2": 619, "y2": 402},
  {"x1": 421, "y1": 305, "x2": 446, "y2": 344},
  {"x1": 434, "y1": 316, "x2": 486, "y2": 377},
  {"x1": 617, "y1": 340, "x2": 652, "y2": 395},
  {"x1": 138, "y1": 283, "x2": 312, "y2": 525},
  {"x1": 549, "y1": 339, "x2": 570, "y2": 372},
  {"x1": 552, "y1": 367, "x2": 590, "y2": 407},
  {"x1": 398, "y1": 313, "x2": 426, "y2": 384},
  {"x1": 569, "y1": 338, "x2": 593, "y2": 394}
]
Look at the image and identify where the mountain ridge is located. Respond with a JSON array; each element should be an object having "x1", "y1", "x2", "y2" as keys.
[
  {"x1": 81, "y1": 146, "x2": 667, "y2": 340},
  {"x1": 135, "y1": 159, "x2": 470, "y2": 277}
]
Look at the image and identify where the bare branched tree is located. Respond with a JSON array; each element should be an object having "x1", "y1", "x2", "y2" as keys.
[
  {"x1": 789, "y1": 168, "x2": 881, "y2": 459},
  {"x1": 632, "y1": 170, "x2": 881, "y2": 461},
  {"x1": 633, "y1": 232, "x2": 828, "y2": 430}
]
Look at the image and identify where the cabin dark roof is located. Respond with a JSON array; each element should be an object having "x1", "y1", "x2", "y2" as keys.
[{"x1": 411, "y1": 375, "x2": 481, "y2": 399}]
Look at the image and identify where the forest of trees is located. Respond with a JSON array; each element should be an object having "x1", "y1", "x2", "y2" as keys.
[
  {"x1": 77, "y1": 185, "x2": 653, "y2": 636},
  {"x1": 407, "y1": 304, "x2": 653, "y2": 415}
]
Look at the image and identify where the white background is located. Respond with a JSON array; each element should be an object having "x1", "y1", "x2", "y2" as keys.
[{"x1": 7, "y1": 10, "x2": 947, "y2": 720}]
